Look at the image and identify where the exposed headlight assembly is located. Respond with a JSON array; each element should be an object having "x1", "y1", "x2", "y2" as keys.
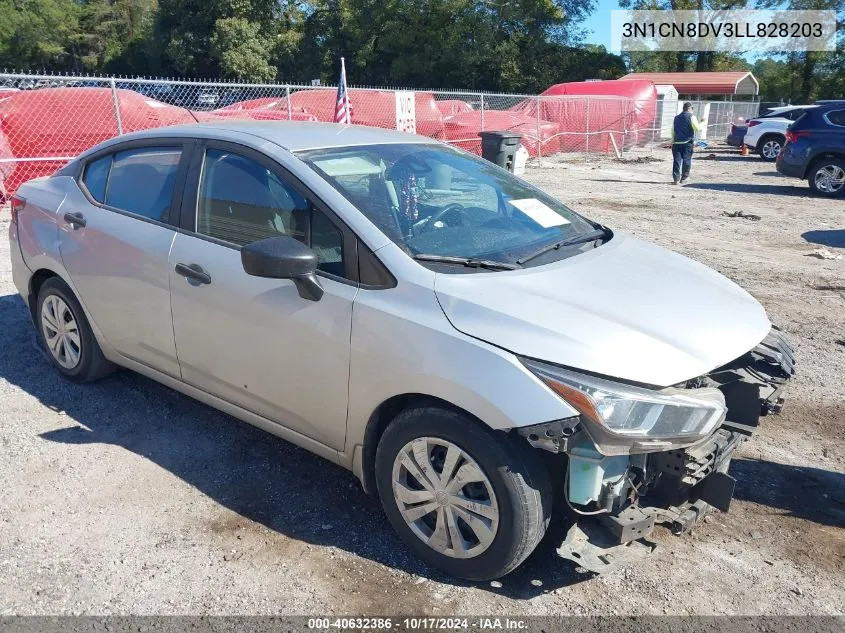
[{"x1": 521, "y1": 358, "x2": 727, "y2": 455}]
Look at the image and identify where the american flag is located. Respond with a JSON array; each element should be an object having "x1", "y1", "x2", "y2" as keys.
[{"x1": 334, "y1": 57, "x2": 352, "y2": 125}]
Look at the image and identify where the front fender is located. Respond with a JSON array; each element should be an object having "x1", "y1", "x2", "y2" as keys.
[{"x1": 345, "y1": 280, "x2": 578, "y2": 461}]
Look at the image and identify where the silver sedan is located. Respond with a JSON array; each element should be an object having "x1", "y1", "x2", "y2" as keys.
[{"x1": 8, "y1": 121, "x2": 793, "y2": 579}]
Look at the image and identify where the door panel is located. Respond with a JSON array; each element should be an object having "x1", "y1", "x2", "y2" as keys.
[
  {"x1": 168, "y1": 233, "x2": 356, "y2": 450},
  {"x1": 58, "y1": 184, "x2": 180, "y2": 376}
]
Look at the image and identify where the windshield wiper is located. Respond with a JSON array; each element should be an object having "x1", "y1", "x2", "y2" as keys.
[
  {"x1": 413, "y1": 254, "x2": 521, "y2": 271},
  {"x1": 516, "y1": 226, "x2": 612, "y2": 265}
]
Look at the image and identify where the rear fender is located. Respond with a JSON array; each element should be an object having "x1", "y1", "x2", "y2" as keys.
[
  {"x1": 805, "y1": 151, "x2": 845, "y2": 179},
  {"x1": 14, "y1": 178, "x2": 117, "y2": 363},
  {"x1": 15, "y1": 177, "x2": 71, "y2": 272}
]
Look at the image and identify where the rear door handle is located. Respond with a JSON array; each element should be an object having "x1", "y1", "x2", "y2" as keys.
[
  {"x1": 63, "y1": 212, "x2": 86, "y2": 229},
  {"x1": 175, "y1": 263, "x2": 212, "y2": 285}
]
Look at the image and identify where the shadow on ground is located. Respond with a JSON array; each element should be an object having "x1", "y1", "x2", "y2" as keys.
[
  {"x1": 4, "y1": 290, "x2": 842, "y2": 596},
  {"x1": 696, "y1": 155, "x2": 763, "y2": 163},
  {"x1": 802, "y1": 229, "x2": 845, "y2": 248},
  {"x1": 683, "y1": 182, "x2": 811, "y2": 196},
  {"x1": 0, "y1": 291, "x2": 589, "y2": 598},
  {"x1": 587, "y1": 178, "x2": 674, "y2": 186},
  {"x1": 731, "y1": 458, "x2": 845, "y2": 530}
]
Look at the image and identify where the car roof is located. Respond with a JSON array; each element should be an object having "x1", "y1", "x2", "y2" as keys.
[
  {"x1": 764, "y1": 105, "x2": 816, "y2": 114},
  {"x1": 115, "y1": 121, "x2": 436, "y2": 153}
]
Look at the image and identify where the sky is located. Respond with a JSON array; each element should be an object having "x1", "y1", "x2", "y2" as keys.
[
  {"x1": 582, "y1": 0, "x2": 619, "y2": 50},
  {"x1": 580, "y1": 1, "x2": 764, "y2": 62}
]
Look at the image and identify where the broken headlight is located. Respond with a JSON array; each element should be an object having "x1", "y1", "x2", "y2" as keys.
[{"x1": 521, "y1": 358, "x2": 727, "y2": 455}]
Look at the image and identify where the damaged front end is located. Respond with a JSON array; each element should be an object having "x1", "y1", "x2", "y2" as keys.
[{"x1": 519, "y1": 328, "x2": 795, "y2": 573}]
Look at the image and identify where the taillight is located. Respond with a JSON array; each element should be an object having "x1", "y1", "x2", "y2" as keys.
[
  {"x1": 9, "y1": 194, "x2": 25, "y2": 225},
  {"x1": 747, "y1": 120, "x2": 761, "y2": 127},
  {"x1": 785, "y1": 130, "x2": 810, "y2": 143}
]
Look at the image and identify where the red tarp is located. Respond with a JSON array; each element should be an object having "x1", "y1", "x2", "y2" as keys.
[
  {"x1": 512, "y1": 80, "x2": 658, "y2": 153},
  {"x1": 443, "y1": 111, "x2": 560, "y2": 158},
  {"x1": 435, "y1": 100, "x2": 474, "y2": 116},
  {"x1": 202, "y1": 106, "x2": 317, "y2": 123},
  {"x1": 0, "y1": 82, "x2": 664, "y2": 197},
  {"x1": 0, "y1": 88, "x2": 195, "y2": 196},
  {"x1": 219, "y1": 90, "x2": 447, "y2": 140}
]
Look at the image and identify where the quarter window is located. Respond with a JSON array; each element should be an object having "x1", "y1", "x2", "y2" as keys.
[
  {"x1": 82, "y1": 155, "x2": 111, "y2": 203},
  {"x1": 196, "y1": 149, "x2": 347, "y2": 278},
  {"x1": 826, "y1": 110, "x2": 845, "y2": 127}
]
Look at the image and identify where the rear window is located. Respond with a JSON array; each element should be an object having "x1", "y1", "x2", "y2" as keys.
[
  {"x1": 82, "y1": 147, "x2": 182, "y2": 221},
  {"x1": 790, "y1": 111, "x2": 810, "y2": 125},
  {"x1": 760, "y1": 108, "x2": 805, "y2": 121},
  {"x1": 107, "y1": 148, "x2": 181, "y2": 221}
]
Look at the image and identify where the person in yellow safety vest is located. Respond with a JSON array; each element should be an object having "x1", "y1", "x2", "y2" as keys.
[{"x1": 671, "y1": 102, "x2": 705, "y2": 185}]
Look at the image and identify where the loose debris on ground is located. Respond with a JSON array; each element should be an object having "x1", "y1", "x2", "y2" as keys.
[
  {"x1": 807, "y1": 247, "x2": 843, "y2": 260},
  {"x1": 724, "y1": 210, "x2": 762, "y2": 221}
]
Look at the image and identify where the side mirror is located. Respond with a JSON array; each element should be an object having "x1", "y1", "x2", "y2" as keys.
[{"x1": 241, "y1": 235, "x2": 324, "y2": 301}]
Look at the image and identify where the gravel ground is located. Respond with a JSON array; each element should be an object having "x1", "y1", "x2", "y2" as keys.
[{"x1": 0, "y1": 144, "x2": 843, "y2": 616}]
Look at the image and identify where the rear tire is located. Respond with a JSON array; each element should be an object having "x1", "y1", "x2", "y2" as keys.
[
  {"x1": 375, "y1": 405, "x2": 552, "y2": 580},
  {"x1": 36, "y1": 278, "x2": 115, "y2": 383},
  {"x1": 808, "y1": 157, "x2": 845, "y2": 198},
  {"x1": 757, "y1": 135, "x2": 784, "y2": 161}
]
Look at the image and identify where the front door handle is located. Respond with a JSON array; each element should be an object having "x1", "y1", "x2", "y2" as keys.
[
  {"x1": 63, "y1": 212, "x2": 86, "y2": 229},
  {"x1": 175, "y1": 263, "x2": 212, "y2": 285}
]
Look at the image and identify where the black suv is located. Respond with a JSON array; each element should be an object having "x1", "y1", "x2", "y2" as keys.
[{"x1": 776, "y1": 104, "x2": 845, "y2": 198}]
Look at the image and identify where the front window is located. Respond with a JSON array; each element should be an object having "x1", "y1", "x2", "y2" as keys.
[
  {"x1": 297, "y1": 143, "x2": 601, "y2": 269},
  {"x1": 195, "y1": 149, "x2": 347, "y2": 278}
]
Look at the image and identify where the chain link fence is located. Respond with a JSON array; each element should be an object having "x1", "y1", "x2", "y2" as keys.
[{"x1": 0, "y1": 72, "x2": 758, "y2": 198}]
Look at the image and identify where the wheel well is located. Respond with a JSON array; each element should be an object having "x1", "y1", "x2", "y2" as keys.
[
  {"x1": 807, "y1": 152, "x2": 845, "y2": 174},
  {"x1": 806, "y1": 153, "x2": 845, "y2": 179},
  {"x1": 359, "y1": 393, "x2": 491, "y2": 495},
  {"x1": 27, "y1": 269, "x2": 58, "y2": 323},
  {"x1": 758, "y1": 133, "x2": 785, "y2": 150}
]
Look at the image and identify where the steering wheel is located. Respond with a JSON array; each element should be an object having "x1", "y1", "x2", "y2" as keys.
[{"x1": 418, "y1": 203, "x2": 466, "y2": 233}]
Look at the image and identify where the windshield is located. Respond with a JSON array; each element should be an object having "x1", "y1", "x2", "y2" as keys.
[{"x1": 297, "y1": 143, "x2": 600, "y2": 268}]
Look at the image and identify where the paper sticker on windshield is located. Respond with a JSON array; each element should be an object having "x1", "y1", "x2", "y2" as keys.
[{"x1": 509, "y1": 199, "x2": 570, "y2": 228}]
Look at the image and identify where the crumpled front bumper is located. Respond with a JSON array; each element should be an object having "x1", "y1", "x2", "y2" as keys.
[{"x1": 556, "y1": 328, "x2": 796, "y2": 574}]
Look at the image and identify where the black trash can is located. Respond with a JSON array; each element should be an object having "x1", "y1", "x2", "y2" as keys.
[{"x1": 479, "y1": 131, "x2": 523, "y2": 172}]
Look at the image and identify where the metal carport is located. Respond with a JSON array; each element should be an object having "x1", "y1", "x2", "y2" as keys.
[{"x1": 619, "y1": 72, "x2": 759, "y2": 97}]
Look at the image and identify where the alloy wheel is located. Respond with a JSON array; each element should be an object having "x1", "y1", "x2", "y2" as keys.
[
  {"x1": 761, "y1": 140, "x2": 781, "y2": 159},
  {"x1": 814, "y1": 164, "x2": 845, "y2": 194},
  {"x1": 41, "y1": 295, "x2": 82, "y2": 369},
  {"x1": 391, "y1": 437, "x2": 499, "y2": 559}
]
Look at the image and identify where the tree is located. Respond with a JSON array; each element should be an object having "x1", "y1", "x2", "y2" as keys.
[
  {"x1": 77, "y1": 0, "x2": 158, "y2": 73},
  {"x1": 0, "y1": 0, "x2": 81, "y2": 70},
  {"x1": 758, "y1": 0, "x2": 843, "y2": 102},
  {"x1": 210, "y1": 17, "x2": 275, "y2": 80},
  {"x1": 296, "y1": 0, "x2": 614, "y2": 92}
]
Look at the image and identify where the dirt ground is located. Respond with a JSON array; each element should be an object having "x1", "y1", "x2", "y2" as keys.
[{"x1": 0, "y1": 143, "x2": 842, "y2": 616}]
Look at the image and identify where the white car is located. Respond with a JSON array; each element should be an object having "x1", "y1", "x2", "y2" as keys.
[
  {"x1": 196, "y1": 88, "x2": 220, "y2": 108},
  {"x1": 745, "y1": 105, "x2": 816, "y2": 161}
]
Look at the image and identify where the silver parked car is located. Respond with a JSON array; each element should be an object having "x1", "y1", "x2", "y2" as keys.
[{"x1": 8, "y1": 122, "x2": 794, "y2": 580}]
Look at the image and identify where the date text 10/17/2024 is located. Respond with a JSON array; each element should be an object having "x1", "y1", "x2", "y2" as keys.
[{"x1": 308, "y1": 618, "x2": 529, "y2": 630}]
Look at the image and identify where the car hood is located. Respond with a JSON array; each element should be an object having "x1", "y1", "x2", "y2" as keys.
[{"x1": 433, "y1": 233, "x2": 771, "y2": 387}]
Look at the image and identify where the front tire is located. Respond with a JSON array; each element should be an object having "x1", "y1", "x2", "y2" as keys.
[
  {"x1": 808, "y1": 157, "x2": 845, "y2": 198},
  {"x1": 375, "y1": 405, "x2": 552, "y2": 580},
  {"x1": 36, "y1": 278, "x2": 115, "y2": 382}
]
